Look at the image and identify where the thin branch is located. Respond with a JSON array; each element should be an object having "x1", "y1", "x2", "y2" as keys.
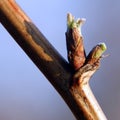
[
  {"x1": 0, "y1": 0, "x2": 107, "y2": 120},
  {"x1": 66, "y1": 13, "x2": 107, "y2": 120}
]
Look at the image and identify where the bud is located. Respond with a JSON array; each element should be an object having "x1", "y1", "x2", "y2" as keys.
[
  {"x1": 66, "y1": 13, "x2": 86, "y2": 71},
  {"x1": 86, "y1": 43, "x2": 107, "y2": 64}
]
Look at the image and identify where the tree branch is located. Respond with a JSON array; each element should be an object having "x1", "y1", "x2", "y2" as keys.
[{"x1": 0, "y1": 0, "x2": 107, "y2": 119}]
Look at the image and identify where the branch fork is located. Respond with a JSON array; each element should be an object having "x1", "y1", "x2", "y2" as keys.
[{"x1": 66, "y1": 13, "x2": 107, "y2": 120}]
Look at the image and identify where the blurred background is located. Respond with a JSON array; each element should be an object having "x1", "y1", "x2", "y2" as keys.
[{"x1": 0, "y1": 0, "x2": 119, "y2": 120}]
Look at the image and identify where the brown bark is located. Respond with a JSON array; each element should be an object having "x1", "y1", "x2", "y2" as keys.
[{"x1": 0, "y1": 0, "x2": 107, "y2": 119}]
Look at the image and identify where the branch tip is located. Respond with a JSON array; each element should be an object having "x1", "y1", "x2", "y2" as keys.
[{"x1": 67, "y1": 13, "x2": 86, "y2": 34}]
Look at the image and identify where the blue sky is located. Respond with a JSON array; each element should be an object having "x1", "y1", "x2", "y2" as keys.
[{"x1": 0, "y1": 0, "x2": 120, "y2": 120}]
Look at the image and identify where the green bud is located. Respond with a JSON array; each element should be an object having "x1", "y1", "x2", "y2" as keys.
[
  {"x1": 67, "y1": 13, "x2": 74, "y2": 28},
  {"x1": 98, "y1": 43, "x2": 107, "y2": 52},
  {"x1": 86, "y1": 42, "x2": 107, "y2": 65},
  {"x1": 93, "y1": 43, "x2": 107, "y2": 59},
  {"x1": 67, "y1": 13, "x2": 86, "y2": 35}
]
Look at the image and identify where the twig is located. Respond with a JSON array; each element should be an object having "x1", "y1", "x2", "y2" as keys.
[
  {"x1": 66, "y1": 13, "x2": 107, "y2": 120},
  {"x1": 0, "y1": 0, "x2": 107, "y2": 119}
]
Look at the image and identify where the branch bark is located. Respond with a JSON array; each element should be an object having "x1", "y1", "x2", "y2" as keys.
[{"x1": 0, "y1": 0, "x2": 107, "y2": 120}]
